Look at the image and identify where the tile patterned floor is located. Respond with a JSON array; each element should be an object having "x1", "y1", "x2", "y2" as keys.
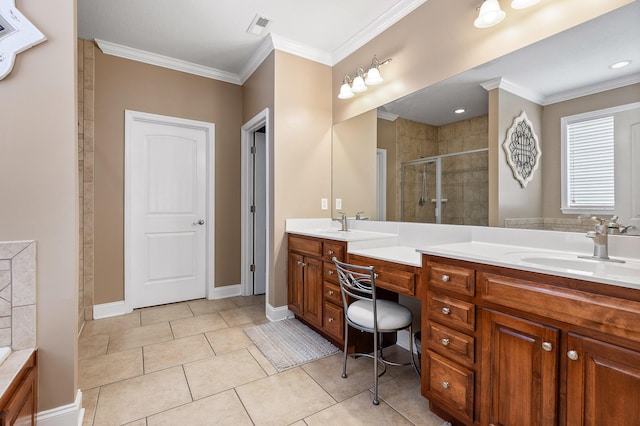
[{"x1": 79, "y1": 296, "x2": 448, "y2": 426}]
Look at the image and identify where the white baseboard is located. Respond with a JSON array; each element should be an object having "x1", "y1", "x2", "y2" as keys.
[
  {"x1": 92, "y1": 300, "x2": 129, "y2": 319},
  {"x1": 37, "y1": 389, "x2": 83, "y2": 426},
  {"x1": 266, "y1": 303, "x2": 294, "y2": 322},
  {"x1": 211, "y1": 283, "x2": 242, "y2": 299}
]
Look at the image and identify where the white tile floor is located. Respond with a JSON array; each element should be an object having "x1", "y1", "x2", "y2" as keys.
[{"x1": 79, "y1": 296, "x2": 448, "y2": 426}]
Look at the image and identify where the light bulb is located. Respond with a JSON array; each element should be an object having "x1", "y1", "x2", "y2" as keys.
[{"x1": 474, "y1": 0, "x2": 506, "y2": 28}]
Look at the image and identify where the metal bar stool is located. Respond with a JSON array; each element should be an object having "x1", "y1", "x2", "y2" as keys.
[{"x1": 333, "y1": 257, "x2": 418, "y2": 405}]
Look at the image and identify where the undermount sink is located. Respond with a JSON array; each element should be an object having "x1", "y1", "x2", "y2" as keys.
[{"x1": 514, "y1": 253, "x2": 639, "y2": 277}]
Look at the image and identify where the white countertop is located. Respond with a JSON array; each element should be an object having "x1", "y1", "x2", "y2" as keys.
[{"x1": 286, "y1": 218, "x2": 640, "y2": 291}]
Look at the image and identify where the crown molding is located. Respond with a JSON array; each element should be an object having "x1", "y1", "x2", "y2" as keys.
[
  {"x1": 238, "y1": 36, "x2": 275, "y2": 84},
  {"x1": 481, "y1": 77, "x2": 545, "y2": 105},
  {"x1": 543, "y1": 73, "x2": 640, "y2": 105},
  {"x1": 331, "y1": 0, "x2": 429, "y2": 64},
  {"x1": 95, "y1": 39, "x2": 242, "y2": 85},
  {"x1": 377, "y1": 110, "x2": 399, "y2": 121},
  {"x1": 270, "y1": 33, "x2": 333, "y2": 66}
]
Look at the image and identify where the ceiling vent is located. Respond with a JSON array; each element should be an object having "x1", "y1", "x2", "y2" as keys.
[{"x1": 247, "y1": 14, "x2": 271, "y2": 36}]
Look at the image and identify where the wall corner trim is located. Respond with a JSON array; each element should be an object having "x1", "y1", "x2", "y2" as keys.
[{"x1": 36, "y1": 389, "x2": 83, "y2": 426}]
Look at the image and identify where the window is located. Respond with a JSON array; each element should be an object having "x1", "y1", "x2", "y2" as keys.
[{"x1": 561, "y1": 113, "x2": 615, "y2": 214}]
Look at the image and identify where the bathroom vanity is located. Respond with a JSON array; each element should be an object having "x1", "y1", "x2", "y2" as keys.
[
  {"x1": 286, "y1": 219, "x2": 640, "y2": 425},
  {"x1": 0, "y1": 350, "x2": 37, "y2": 425}
]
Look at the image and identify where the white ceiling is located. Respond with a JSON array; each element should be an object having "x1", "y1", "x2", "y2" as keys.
[{"x1": 77, "y1": 1, "x2": 639, "y2": 125}]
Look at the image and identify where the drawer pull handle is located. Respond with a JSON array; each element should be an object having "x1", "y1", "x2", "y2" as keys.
[
  {"x1": 441, "y1": 338, "x2": 450, "y2": 346},
  {"x1": 441, "y1": 307, "x2": 451, "y2": 315},
  {"x1": 441, "y1": 381, "x2": 450, "y2": 389},
  {"x1": 441, "y1": 274, "x2": 450, "y2": 282},
  {"x1": 328, "y1": 317, "x2": 334, "y2": 323},
  {"x1": 328, "y1": 270, "x2": 334, "y2": 275},
  {"x1": 328, "y1": 290, "x2": 334, "y2": 296},
  {"x1": 327, "y1": 249, "x2": 334, "y2": 256},
  {"x1": 374, "y1": 273, "x2": 379, "y2": 279},
  {"x1": 567, "y1": 350, "x2": 579, "y2": 361},
  {"x1": 542, "y1": 342, "x2": 553, "y2": 352}
]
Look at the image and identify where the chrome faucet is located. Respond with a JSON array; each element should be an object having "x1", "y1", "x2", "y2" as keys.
[
  {"x1": 355, "y1": 211, "x2": 369, "y2": 220},
  {"x1": 333, "y1": 211, "x2": 348, "y2": 231},
  {"x1": 579, "y1": 217, "x2": 625, "y2": 263}
]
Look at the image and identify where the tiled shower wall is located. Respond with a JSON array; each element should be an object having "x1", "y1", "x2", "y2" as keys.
[
  {"x1": 0, "y1": 241, "x2": 36, "y2": 350},
  {"x1": 78, "y1": 39, "x2": 95, "y2": 331},
  {"x1": 395, "y1": 116, "x2": 489, "y2": 226}
]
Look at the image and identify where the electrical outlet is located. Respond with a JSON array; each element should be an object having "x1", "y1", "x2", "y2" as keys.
[
  {"x1": 321, "y1": 198, "x2": 328, "y2": 210},
  {"x1": 335, "y1": 198, "x2": 342, "y2": 210}
]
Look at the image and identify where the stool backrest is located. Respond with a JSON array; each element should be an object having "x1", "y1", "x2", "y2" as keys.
[{"x1": 332, "y1": 257, "x2": 378, "y2": 324}]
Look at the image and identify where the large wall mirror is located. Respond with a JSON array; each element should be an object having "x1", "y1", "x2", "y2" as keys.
[{"x1": 332, "y1": 2, "x2": 640, "y2": 234}]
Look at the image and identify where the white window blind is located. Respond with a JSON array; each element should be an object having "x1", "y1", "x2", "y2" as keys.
[{"x1": 566, "y1": 116, "x2": 614, "y2": 210}]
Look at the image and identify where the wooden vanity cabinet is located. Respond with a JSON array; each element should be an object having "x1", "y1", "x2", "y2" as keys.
[
  {"x1": 0, "y1": 351, "x2": 37, "y2": 426},
  {"x1": 288, "y1": 234, "x2": 346, "y2": 340},
  {"x1": 422, "y1": 254, "x2": 640, "y2": 426}
]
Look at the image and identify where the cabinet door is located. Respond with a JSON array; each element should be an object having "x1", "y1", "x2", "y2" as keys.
[
  {"x1": 566, "y1": 334, "x2": 640, "y2": 426},
  {"x1": 302, "y1": 256, "x2": 323, "y2": 327},
  {"x1": 287, "y1": 252, "x2": 304, "y2": 316},
  {"x1": 481, "y1": 309, "x2": 559, "y2": 426}
]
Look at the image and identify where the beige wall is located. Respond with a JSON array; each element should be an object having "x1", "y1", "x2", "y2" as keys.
[
  {"x1": 0, "y1": 1, "x2": 78, "y2": 411},
  {"x1": 94, "y1": 51, "x2": 243, "y2": 303},
  {"x1": 332, "y1": 110, "x2": 377, "y2": 218},
  {"x1": 542, "y1": 83, "x2": 640, "y2": 219},
  {"x1": 332, "y1": 0, "x2": 634, "y2": 125},
  {"x1": 242, "y1": 53, "x2": 276, "y2": 305},
  {"x1": 272, "y1": 51, "x2": 333, "y2": 307},
  {"x1": 494, "y1": 90, "x2": 543, "y2": 226}
]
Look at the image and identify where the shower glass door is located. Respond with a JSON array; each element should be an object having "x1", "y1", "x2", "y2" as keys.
[{"x1": 401, "y1": 158, "x2": 440, "y2": 223}]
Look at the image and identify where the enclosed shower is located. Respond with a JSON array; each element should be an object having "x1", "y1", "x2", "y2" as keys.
[{"x1": 401, "y1": 148, "x2": 489, "y2": 225}]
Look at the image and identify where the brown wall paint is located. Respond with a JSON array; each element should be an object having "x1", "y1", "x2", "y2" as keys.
[
  {"x1": 0, "y1": 1, "x2": 78, "y2": 411},
  {"x1": 94, "y1": 50, "x2": 243, "y2": 303},
  {"x1": 332, "y1": 0, "x2": 634, "y2": 124}
]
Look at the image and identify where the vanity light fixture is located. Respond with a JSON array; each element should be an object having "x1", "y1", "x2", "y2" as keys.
[
  {"x1": 609, "y1": 60, "x2": 631, "y2": 69},
  {"x1": 338, "y1": 55, "x2": 392, "y2": 100},
  {"x1": 474, "y1": 0, "x2": 540, "y2": 29}
]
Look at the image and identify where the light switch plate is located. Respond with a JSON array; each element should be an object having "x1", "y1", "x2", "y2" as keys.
[
  {"x1": 335, "y1": 198, "x2": 342, "y2": 210},
  {"x1": 321, "y1": 198, "x2": 328, "y2": 210}
]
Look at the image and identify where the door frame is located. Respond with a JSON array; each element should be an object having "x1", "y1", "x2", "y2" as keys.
[
  {"x1": 376, "y1": 148, "x2": 387, "y2": 221},
  {"x1": 241, "y1": 108, "x2": 271, "y2": 299},
  {"x1": 124, "y1": 110, "x2": 215, "y2": 313}
]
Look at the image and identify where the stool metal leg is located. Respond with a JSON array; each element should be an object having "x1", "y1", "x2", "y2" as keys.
[
  {"x1": 373, "y1": 327, "x2": 380, "y2": 405},
  {"x1": 342, "y1": 322, "x2": 349, "y2": 379}
]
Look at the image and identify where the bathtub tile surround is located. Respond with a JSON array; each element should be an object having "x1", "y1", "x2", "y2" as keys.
[{"x1": 0, "y1": 241, "x2": 36, "y2": 350}]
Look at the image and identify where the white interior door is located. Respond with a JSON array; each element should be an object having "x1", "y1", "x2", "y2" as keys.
[{"x1": 126, "y1": 111, "x2": 214, "y2": 309}]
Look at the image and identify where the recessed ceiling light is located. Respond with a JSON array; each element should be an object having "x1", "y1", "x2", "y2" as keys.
[
  {"x1": 609, "y1": 60, "x2": 631, "y2": 69},
  {"x1": 454, "y1": 108, "x2": 466, "y2": 114}
]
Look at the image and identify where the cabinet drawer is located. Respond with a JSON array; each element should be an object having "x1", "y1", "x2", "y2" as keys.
[
  {"x1": 426, "y1": 350, "x2": 474, "y2": 421},
  {"x1": 429, "y1": 261, "x2": 475, "y2": 296},
  {"x1": 426, "y1": 321, "x2": 475, "y2": 366},
  {"x1": 323, "y1": 301, "x2": 344, "y2": 342},
  {"x1": 323, "y1": 242, "x2": 345, "y2": 262},
  {"x1": 323, "y1": 261, "x2": 339, "y2": 284},
  {"x1": 375, "y1": 268, "x2": 416, "y2": 296},
  {"x1": 428, "y1": 292, "x2": 475, "y2": 332},
  {"x1": 324, "y1": 281, "x2": 342, "y2": 305},
  {"x1": 289, "y1": 235, "x2": 322, "y2": 257}
]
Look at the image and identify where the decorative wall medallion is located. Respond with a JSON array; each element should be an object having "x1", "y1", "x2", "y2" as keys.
[
  {"x1": 0, "y1": 0, "x2": 46, "y2": 80},
  {"x1": 503, "y1": 111, "x2": 541, "y2": 188}
]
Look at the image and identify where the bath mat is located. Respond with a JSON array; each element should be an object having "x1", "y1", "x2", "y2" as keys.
[{"x1": 244, "y1": 318, "x2": 340, "y2": 372}]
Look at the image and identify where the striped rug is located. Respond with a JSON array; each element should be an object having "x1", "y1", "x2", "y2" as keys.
[{"x1": 244, "y1": 318, "x2": 340, "y2": 372}]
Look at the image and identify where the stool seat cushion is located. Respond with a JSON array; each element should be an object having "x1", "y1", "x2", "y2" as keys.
[{"x1": 347, "y1": 299, "x2": 412, "y2": 331}]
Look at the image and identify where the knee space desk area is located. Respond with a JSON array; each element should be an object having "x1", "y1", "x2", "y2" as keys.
[{"x1": 286, "y1": 218, "x2": 640, "y2": 425}]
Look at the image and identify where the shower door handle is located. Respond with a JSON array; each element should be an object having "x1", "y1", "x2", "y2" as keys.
[{"x1": 430, "y1": 198, "x2": 448, "y2": 203}]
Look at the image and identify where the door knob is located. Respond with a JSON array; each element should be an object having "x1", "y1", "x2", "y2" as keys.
[{"x1": 193, "y1": 219, "x2": 205, "y2": 225}]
